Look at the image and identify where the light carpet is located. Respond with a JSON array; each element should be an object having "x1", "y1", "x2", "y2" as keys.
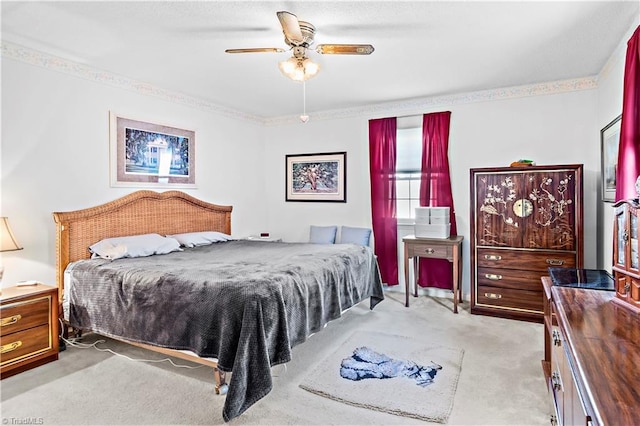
[
  {"x1": 1, "y1": 292, "x2": 549, "y2": 425},
  {"x1": 1, "y1": 353, "x2": 219, "y2": 425},
  {"x1": 299, "y1": 330, "x2": 464, "y2": 423}
]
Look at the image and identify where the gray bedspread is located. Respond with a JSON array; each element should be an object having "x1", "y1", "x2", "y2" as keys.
[{"x1": 66, "y1": 240, "x2": 384, "y2": 421}]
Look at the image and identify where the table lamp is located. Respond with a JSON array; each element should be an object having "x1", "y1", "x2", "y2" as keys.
[{"x1": 0, "y1": 217, "x2": 23, "y2": 293}]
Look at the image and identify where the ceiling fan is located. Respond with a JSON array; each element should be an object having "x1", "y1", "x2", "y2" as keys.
[{"x1": 225, "y1": 11, "x2": 375, "y2": 81}]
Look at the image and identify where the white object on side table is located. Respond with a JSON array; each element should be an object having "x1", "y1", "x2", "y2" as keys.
[{"x1": 246, "y1": 235, "x2": 283, "y2": 242}]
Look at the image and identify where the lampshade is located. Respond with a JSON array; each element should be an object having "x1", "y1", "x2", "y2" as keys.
[
  {"x1": 0, "y1": 217, "x2": 23, "y2": 252},
  {"x1": 278, "y1": 57, "x2": 320, "y2": 82}
]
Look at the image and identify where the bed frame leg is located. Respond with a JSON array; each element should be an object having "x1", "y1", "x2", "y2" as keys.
[{"x1": 214, "y1": 368, "x2": 228, "y2": 395}]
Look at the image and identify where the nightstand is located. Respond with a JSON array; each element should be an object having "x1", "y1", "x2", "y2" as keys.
[{"x1": 1, "y1": 284, "x2": 59, "y2": 379}]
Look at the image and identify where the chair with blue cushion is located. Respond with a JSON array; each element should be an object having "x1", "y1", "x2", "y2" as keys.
[
  {"x1": 338, "y1": 226, "x2": 372, "y2": 247},
  {"x1": 309, "y1": 225, "x2": 338, "y2": 244}
]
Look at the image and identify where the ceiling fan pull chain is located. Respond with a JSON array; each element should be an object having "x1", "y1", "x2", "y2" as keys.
[{"x1": 300, "y1": 81, "x2": 310, "y2": 123}]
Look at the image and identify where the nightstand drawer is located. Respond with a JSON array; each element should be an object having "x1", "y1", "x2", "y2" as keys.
[
  {"x1": 1, "y1": 324, "x2": 51, "y2": 366},
  {"x1": 1, "y1": 285, "x2": 59, "y2": 379},
  {"x1": 1, "y1": 297, "x2": 50, "y2": 336},
  {"x1": 407, "y1": 243, "x2": 451, "y2": 259}
]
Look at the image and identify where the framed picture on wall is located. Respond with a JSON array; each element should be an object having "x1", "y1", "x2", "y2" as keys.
[
  {"x1": 285, "y1": 152, "x2": 347, "y2": 202},
  {"x1": 109, "y1": 112, "x2": 196, "y2": 188},
  {"x1": 600, "y1": 114, "x2": 621, "y2": 202}
]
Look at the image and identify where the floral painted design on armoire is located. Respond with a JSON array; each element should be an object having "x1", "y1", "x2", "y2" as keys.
[{"x1": 470, "y1": 164, "x2": 584, "y2": 322}]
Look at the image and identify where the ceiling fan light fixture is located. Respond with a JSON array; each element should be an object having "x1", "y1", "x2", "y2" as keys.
[{"x1": 278, "y1": 57, "x2": 320, "y2": 82}]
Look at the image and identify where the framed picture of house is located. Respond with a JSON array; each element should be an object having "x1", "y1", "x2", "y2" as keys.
[
  {"x1": 285, "y1": 152, "x2": 347, "y2": 202},
  {"x1": 109, "y1": 112, "x2": 196, "y2": 188},
  {"x1": 600, "y1": 114, "x2": 621, "y2": 202}
]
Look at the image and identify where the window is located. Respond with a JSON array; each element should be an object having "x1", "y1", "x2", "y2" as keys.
[
  {"x1": 395, "y1": 126, "x2": 421, "y2": 220},
  {"x1": 395, "y1": 171, "x2": 421, "y2": 219}
]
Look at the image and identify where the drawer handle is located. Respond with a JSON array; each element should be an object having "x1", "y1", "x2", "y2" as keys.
[
  {"x1": 546, "y1": 259, "x2": 564, "y2": 266},
  {"x1": 424, "y1": 248, "x2": 435, "y2": 254},
  {"x1": 484, "y1": 254, "x2": 502, "y2": 261},
  {"x1": 552, "y1": 329, "x2": 562, "y2": 347},
  {"x1": 1, "y1": 340, "x2": 23, "y2": 354},
  {"x1": 484, "y1": 293, "x2": 502, "y2": 299},
  {"x1": 551, "y1": 371, "x2": 562, "y2": 391},
  {"x1": 1, "y1": 314, "x2": 22, "y2": 327},
  {"x1": 485, "y1": 274, "x2": 502, "y2": 280}
]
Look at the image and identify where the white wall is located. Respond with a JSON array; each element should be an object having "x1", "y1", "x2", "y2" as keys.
[
  {"x1": 0, "y1": 58, "x2": 268, "y2": 287},
  {"x1": 263, "y1": 89, "x2": 599, "y2": 297},
  {"x1": 596, "y1": 21, "x2": 639, "y2": 271},
  {"x1": 262, "y1": 116, "x2": 372, "y2": 242},
  {"x1": 3, "y1": 18, "x2": 635, "y2": 295}
]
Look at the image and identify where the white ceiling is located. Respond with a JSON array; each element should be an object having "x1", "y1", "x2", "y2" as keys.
[{"x1": 2, "y1": 1, "x2": 638, "y2": 119}]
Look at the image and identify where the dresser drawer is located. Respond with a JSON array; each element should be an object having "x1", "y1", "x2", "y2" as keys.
[
  {"x1": 1, "y1": 324, "x2": 52, "y2": 367},
  {"x1": 550, "y1": 327, "x2": 565, "y2": 421},
  {"x1": 1, "y1": 297, "x2": 50, "y2": 337},
  {"x1": 477, "y1": 248, "x2": 576, "y2": 272},
  {"x1": 407, "y1": 243, "x2": 451, "y2": 259},
  {"x1": 477, "y1": 267, "x2": 544, "y2": 292},
  {"x1": 477, "y1": 285, "x2": 543, "y2": 312}
]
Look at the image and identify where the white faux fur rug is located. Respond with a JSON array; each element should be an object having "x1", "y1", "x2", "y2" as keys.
[{"x1": 299, "y1": 330, "x2": 464, "y2": 423}]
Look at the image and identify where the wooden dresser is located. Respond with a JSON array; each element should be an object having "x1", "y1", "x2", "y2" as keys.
[
  {"x1": 612, "y1": 198, "x2": 640, "y2": 312},
  {"x1": 1, "y1": 284, "x2": 59, "y2": 378},
  {"x1": 541, "y1": 277, "x2": 640, "y2": 425},
  {"x1": 469, "y1": 164, "x2": 583, "y2": 322}
]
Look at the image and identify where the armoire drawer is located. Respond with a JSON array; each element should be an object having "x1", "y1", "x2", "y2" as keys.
[
  {"x1": 477, "y1": 267, "x2": 544, "y2": 292},
  {"x1": 477, "y1": 248, "x2": 576, "y2": 272},
  {"x1": 476, "y1": 285, "x2": 543, "y2": 312}
]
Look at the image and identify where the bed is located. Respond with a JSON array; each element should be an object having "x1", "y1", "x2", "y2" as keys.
[{"x1": 53, "y1": 190, "x2": 384, "y2": 421}]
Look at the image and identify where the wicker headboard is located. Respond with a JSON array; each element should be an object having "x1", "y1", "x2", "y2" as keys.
[{"x1": 52, "y1": 190, "x2": 232, "y2": 303}]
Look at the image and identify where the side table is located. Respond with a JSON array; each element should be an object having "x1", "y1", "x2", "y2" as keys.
[
  {"x1": 402, "y1": 235, "x2": 464, "y2": 312},
  {"x1": 1, "y1": 284, "x2": 59, "y2": 378}
]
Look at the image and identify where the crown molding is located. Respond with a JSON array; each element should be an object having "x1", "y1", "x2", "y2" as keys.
[
  {"x1": 264, "y1": 76, "x2": 598, "y2": 126},
  {"x1": 3, "y1": 40, "x2": 597, "y2": 127},
  {"x1": 1, "y1": 41, "x2": 266, "y2": 125}
]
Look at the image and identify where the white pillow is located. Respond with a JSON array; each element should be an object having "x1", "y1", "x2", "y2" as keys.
[
  {"x1": 89, "y1": 233, "x2": 181, "y2": 260},
  {"x1": 167, "y1": 231, "x2": 235, "y2": 248}
]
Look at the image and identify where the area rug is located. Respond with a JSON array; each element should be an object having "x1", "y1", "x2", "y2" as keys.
[{"x1": 299, "y1": 330, "x2": 464, "y2": 423}]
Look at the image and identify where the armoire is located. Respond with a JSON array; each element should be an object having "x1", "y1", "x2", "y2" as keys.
[{"x1": 469, "y1": 164, "x2": 583, "y2": 322}]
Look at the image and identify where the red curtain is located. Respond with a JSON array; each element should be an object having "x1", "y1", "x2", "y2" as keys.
[
  {"x1": 369, "y1": 117, "x2": 398, "y2": 285},
  {"x1": 418, "y1": 111, "x2": 457, "y2": 289},
  {"x1": 615, "y1": 25, "x2": 640, "y2": 201}
]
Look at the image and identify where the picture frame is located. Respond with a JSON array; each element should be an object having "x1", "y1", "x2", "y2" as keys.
[
  {"x1": 600, "y1": 114, "x2": 621, "y2": 202},
  {"x1": 285, "y1": 152, "x2": 347, "y2": 202},
  {"x1": 109, "y1": 112, "x2": 196, "y2": 188}
]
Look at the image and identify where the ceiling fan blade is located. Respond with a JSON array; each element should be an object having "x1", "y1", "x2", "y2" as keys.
[
  {"x1": 276, "y1": 11, "x2": 304, "y2": 45},
  {"x1": 316, "y1": 44, "x2": 375, "y2": 55},
  {"x1": 225, "y1": 48, "x2": 285, "y2": 54}
]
